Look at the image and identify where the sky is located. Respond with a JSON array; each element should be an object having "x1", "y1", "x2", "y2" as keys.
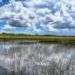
[{"x1": 0, "y1": 0, "x2": 75, "y2": 35}]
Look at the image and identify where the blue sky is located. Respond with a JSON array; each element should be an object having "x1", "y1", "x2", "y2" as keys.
[{"x1": 0, "y1": 0, "x2": 75, "y2": 35}]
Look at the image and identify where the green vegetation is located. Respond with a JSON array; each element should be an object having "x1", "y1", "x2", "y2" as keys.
[{"x1": 0, "y1": 33, "x2": 75, "y2": 44}]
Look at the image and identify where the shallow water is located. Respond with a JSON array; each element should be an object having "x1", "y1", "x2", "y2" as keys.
[{"x1": 0, "y1": 41, "x2": 75, "y2": 75}]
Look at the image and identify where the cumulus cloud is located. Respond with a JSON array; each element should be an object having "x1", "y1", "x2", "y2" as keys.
[{"x1": 0, "y1": 0, "x2": 75, "y2": 35}]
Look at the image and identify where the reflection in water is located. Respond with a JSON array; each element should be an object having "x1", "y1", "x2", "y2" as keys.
[{"x1": 0, "y1": 42, "x2": 75, "y2": 75}]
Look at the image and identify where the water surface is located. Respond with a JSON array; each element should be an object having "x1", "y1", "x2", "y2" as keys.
[{"x1": 0, "y1": 41, "x2": 75, "y2": 75}]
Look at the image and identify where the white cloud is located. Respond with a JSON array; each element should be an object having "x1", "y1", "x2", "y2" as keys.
[
  {"x1": 0, "y1": 0, "x2": 75, "y2": 35},
  {"x1": 3, "y1": 24, "x2": 13, "y2": 30}
]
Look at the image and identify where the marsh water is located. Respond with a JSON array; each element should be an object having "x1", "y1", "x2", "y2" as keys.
[{"x1": 0, "y1": 41, "x2": 75, "y2": 75}]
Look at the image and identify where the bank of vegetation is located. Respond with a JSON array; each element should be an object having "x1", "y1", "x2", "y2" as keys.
[{"x1": 0, "y1": 33, "x2": 75, "y2": 44}]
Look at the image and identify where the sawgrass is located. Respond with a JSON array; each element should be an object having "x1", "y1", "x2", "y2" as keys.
[{"x1": 0, "y1": 33, "x2": 75, "y2": 44}]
